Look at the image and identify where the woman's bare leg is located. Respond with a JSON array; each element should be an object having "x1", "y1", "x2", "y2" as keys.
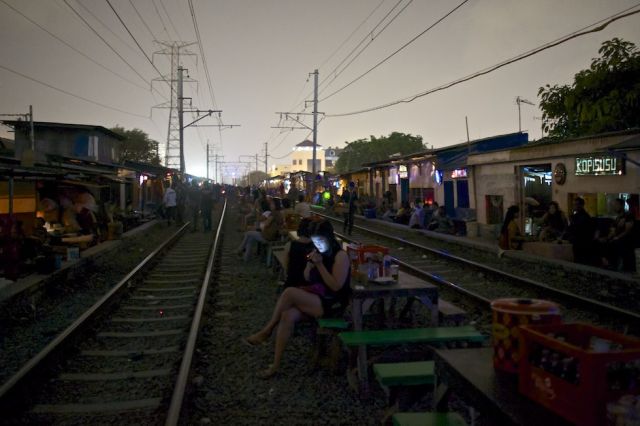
[{"x1": 247, "y1": 288, "x2": 322, "y2": 344}]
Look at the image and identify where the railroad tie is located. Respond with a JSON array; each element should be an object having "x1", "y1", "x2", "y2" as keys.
[
  {"x1": 111, "y1": 315, "x2": 189, "y2": 323},
  {"x1": 58, "y1": 369, "x2": 171, "y2": 381},
  {"x1": 98, "y1": 329, "x2": 183, "y2": 338},
  {"x1": 80, "y1": 347, "x2": 180, "y2": 357},
  {"x1": 32, "y1": 398, "x2": 162, "y2": 414},
  {"x1": 121, "y1": 304, "x2": 192, "y2": 311}
]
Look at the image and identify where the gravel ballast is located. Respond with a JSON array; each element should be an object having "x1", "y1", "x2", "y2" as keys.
[{"x1": 187, "y1": 212, "x2": 399, "y2": 425}]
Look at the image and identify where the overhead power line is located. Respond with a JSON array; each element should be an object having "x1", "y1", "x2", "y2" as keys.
[
  {"x1": 188, "y1": 0, "x2": 219, "y2": 113},
  {"x1": 67, "y1": 0, "x2": 140, "y2": 57},
  {"x1": 158, "y1": 0, "x2": 182, "y2": 41},
  {"x1": 0, "y1": 63, "x2": 149, "y2": 118},
  {"x1": 317, "y1": 0, "x2": 387, "y2": 71},
  {"x1": 128, "y1": 0, "x2": 158, "y2": 41},
  {"x1": 104, "y1": 0, "x2": 174, "y2": 95},
  {"x1": 318, "y1": 0, "x2": 414, "y2": 97},
  {"x1": 327, "y1": 6, "x2": 640, "y2": 118},
  {"x1": 150, "y1": 0, "x2": 171, "y2": 39},
  {"x1": 0, "y1": 0, "x2": 148, "y2": 92},
  {"x1": 63, "y1": 0, "x2": 156, "y2": 92},
  {"x1": 321, "y1": 0, "x2": 470, "y2": 102},
  {"x1": 291, "y1": 0, "x2": 409, "y2": 112}
]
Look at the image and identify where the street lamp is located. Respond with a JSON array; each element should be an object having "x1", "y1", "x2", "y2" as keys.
[{"x1": 516, "y1": 96, "x2": 535, "y2": 132}]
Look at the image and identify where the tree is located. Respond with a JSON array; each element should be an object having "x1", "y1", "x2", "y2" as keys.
[
  {"x1": 538, "y1": 38, "x2": 640, "y2": 138},
  {"x1": 335, "y1": 132, "x2": 424, "y2": 173},
  {"x1": 110, "y1": 126, "x2": 161, "y2": 165}
]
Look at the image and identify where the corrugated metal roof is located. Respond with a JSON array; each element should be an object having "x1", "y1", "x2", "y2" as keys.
[{"x1": 1, "y1": 120, "x2": 125, "y2": 140}]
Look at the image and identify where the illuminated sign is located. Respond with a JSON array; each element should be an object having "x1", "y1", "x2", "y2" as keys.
[
  {"x1": 398, "y1": 165, "x2": 408, "y2": 179},
  {"x1": 450, "y1": 168, "x2": 468, "y2": 179},
  {"x1": 434, "y1": 170, "x2": 443, "y2": 185},
  {"x1": 575, "y1": 155, "x2": 624, "y2": 176}
]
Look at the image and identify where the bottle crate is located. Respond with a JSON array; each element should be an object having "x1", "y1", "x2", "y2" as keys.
[
  {"x1": 518, "y1": 323, "x2": 640, "y2": 426},
  {"x1": 346, "y1": 244, "x2": 389, "y2": 276}
]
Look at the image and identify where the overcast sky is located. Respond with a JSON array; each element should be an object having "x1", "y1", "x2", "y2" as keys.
[{"x1": 1, "y1": 0, "x2": 639, "y2": 181}]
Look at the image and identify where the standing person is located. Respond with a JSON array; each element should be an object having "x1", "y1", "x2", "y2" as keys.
[
  {"x1": 287, "y1": 182, "x2": 299, "y2": 207},
  {"x1": 602, "y1": 198, "x2": 636, "y2": 272},
  {"x1": 294, "y1": 194, "x2": 311, "y2": 218},
  {"x1": 188, "y1": 182, "x2": 201, "y2": 232},
  {"x1": 498, "y1": 205, "x2": 525, "y2": 250},
  {"x1": 566, "y1": 197, "x2": 595, "y2": 265},
  {"x1": 243, "y1": 220, "x2": 350, "y2": 379},
  {"x1": 342, "y1": 182, "x2": 358, "y2": 235},
  {"x1": 163, "y1": 183, "x2": 177, "y2": 226},
  {"x1": 200, "y1": 182, "x2": 214, "y2": 232}
]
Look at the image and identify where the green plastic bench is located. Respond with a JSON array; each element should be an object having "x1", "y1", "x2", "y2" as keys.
[
  {"x1": 317, "y1": 318, "x2": 349, "y2": 330},
  {"x1": 392, "y1": 412, "x2": 467, "y2": 426},
  {"x1": 338, "y1": 325, "x2": 485, "y2": 347},
  {"x1": 373, "y1": 360, "x2": 435, "y2": 387}
]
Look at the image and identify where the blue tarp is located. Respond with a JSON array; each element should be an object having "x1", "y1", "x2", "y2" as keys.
[{"x1": 436, "y1": 132, "x2": 528, "y2": 170}]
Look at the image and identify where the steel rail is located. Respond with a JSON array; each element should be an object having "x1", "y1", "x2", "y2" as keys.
[
  {"x1": 320, "y1": 212, "x2": 640, "y2": 324},
  {"x1": 165, "y1": 199, "x2": 227, "y2": 425},
  {"x1": 0, "y1": 222, "x2": 191, "y2": 405}
]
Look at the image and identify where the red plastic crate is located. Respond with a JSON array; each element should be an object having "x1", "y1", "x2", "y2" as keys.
[
  {"x1": 518, "y1": 323, "x2": 640, "y2": 426},
  {"x1": 346, "y1": 244, "x2": 389, "y2": 275}
]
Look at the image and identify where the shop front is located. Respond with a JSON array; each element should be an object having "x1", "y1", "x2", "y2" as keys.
[{"x1": 469, "y1": 130, "x2": 640, "y2": 239}]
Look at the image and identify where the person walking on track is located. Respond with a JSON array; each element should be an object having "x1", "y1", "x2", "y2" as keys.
[
  {"x1": 163, "y1": 183, "x2": 177, "y2": 226},
  {"x1": 342, "y1": 181, "x2": 358, "y2": 235}
]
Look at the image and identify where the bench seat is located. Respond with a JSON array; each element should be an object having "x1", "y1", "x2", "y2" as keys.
[
  {"x1": 374, "y1": 360, "x2": 435, "y2": 387},
  {"x1": 317, "y1": 318, "x2": 349, "y2": 330},
  {"x1": 438, "y1": 300, "x2": 467, "y2": 325},
  {"x1": 339, "y1": 326, "x2": 485, "y2": 347},
  {"x1": 392, "y1": 412, "x2": 467, "y2": 426}
]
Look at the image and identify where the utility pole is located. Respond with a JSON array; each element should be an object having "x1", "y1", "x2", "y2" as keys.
[
  {"x1": 264, "y1": 142, "x2": 268, "y2": 175},
  {"x1": 29, "y1": 105, "x2": 34, "y2": 150},
  {"x1": 152, "y1": 41, "x2": 196, "y2": 170},
  {"x1": 255, "y1": 153, "x2": 258, "y2": 172},
  {"x1": 311, "y1": 69, "x2": 319, "y2": 178},
  {"x1": 206, "y1": 142, "x2": 209, "y2": 180},
  {"x1": 178, "y1": 66, "x2": 185, "y2": 173}
]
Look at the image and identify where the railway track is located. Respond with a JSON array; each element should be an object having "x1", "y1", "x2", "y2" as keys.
[
  {"x1": 0, "y1": 200, "x2": 227, "y2": 425},
  {"x1": 318, "y1": 211, "x2": 640, "y2": 332}
]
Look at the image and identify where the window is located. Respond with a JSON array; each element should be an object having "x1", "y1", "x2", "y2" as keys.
[
  {"x1": 326, "y1": 159, "x2": 333, "y2": 167},
  {"x1": 292, "y1": 159, "x2": 297, "y2": 166}
]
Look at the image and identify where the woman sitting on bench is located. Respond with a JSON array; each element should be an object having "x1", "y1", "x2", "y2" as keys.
[{"x1": 244, "y1": 220, "x2": 351, "y2": 379}]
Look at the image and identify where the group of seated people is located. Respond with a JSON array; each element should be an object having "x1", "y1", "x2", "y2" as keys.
[
  {"x1": 236, "y1": 192, "x2": 312, "y2": 262},
  {"x1": 380, "y1": 199, "x2": 455, "y2": 234},
  {"x1": 499, "y1": 198, "x2": 637, "y2": 273}
]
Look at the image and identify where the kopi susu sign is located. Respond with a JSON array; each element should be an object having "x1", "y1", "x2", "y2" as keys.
[{"x1": 575, "y1": 155, "x2": 624, "y2": 176}]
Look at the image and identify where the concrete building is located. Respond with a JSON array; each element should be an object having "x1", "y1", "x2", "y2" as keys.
[
  {"x1": 468, "y1": 130, "x2": 640, "y2": 238},
  {"x1": 291, "y1": 139, "x2": 325, "y2": 173},
  {"x1": 5, "y1": 121, "x2": 123, "y2": 165},
  {"x1": 324, "y1": 146, "x2": 342, "y2": 171}
]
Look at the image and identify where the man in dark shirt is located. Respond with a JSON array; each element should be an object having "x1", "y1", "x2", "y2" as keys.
[
  {"x1": 200, "y1": 183, "x2": 214, "y2": 232},
  {"x1": 342, "y1": 182, "x2": 358, "y2": 235},
  {"x1": 603, "y1": 198, "x2": 636, "y2": 272},
  {"x1": 567, "y1": 197, "x2": 595, "y2": 265}
]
